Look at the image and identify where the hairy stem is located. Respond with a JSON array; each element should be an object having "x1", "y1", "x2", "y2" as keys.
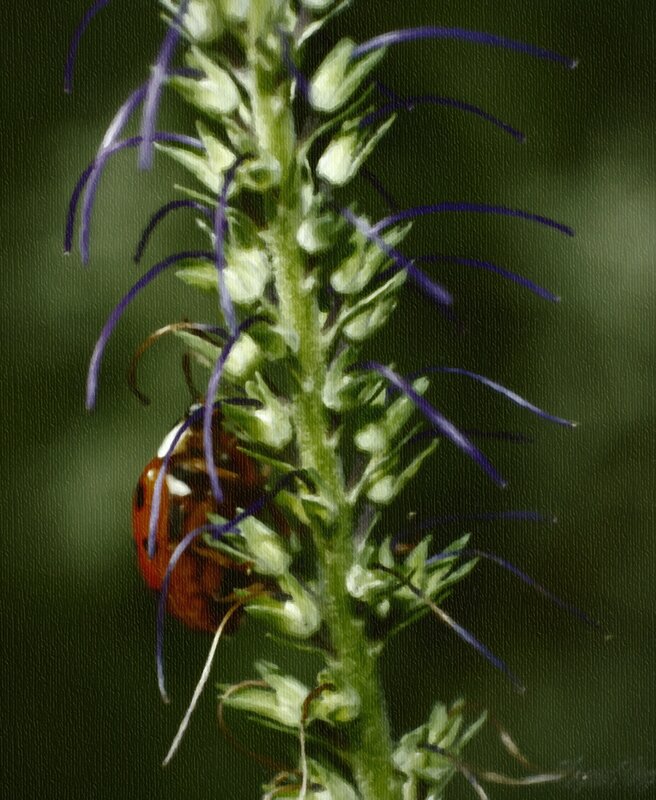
[{"x1": 246, "y1": 14, "x2": 402, "y2": 799}]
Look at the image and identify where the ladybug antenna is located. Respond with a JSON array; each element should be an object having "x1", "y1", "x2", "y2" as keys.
[{"x1": 127, "y1": 321, "x2": 228, "y2": 405}]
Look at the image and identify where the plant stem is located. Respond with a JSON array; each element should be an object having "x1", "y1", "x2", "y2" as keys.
[{"x1": 246, "y1": 16, "x2": 403, "y2": 799}]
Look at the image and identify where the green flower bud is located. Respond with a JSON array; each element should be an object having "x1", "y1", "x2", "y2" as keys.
[
  {"x1": 223, "y1": 661, "x2": 308, "y2": 728},
  {"x1": 220, "y1": 0, "x2": 249, "y2": 22},
  {"x1": 237, "y1": 516, "x2": 292, "y2": 576},
  {"x1": 239, "y1": 372, "x2": 293, "y2": 449},
  {"x1": 317, "y1": 115, "x2": 395, "y2": 186},
  {"x1": 246, "y1": 574, "x2": 321, "y2": 638},
  {"x1": 176, "y1": 48, "x2": 240, "y2": 113},
  {"x1": 355, "y1": 377, "x2": 429, "y2": 454},
  {"x1": 223, "y1": 333, "x2": 261, "y2": 378},
  {"x1": 310, "y1": 39, "x2": 386, "y2": 113},
  {"x1": 331, "y1": 224, "x2": 411, "y2": 295}
]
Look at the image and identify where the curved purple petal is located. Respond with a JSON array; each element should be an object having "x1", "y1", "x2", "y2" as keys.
[
  {"x1": 414, "y1": 367, "x2": 576, "y2": 427},
  {"x1": 414, "y1": 254, "x2": 559, "y2": 302},
  {"x1": 215, "y1": 158, "x2": 244, "y2": 336},
  {"x1": 73, "y1": 133, "x2": 204, "y2": 264},
  {"x1": 375, "y1": 563, "x2": 523, "y2": 691},
  {"x1": 64, "y1": 0, "x2": 112, "y2": 94},
  {"x1": 135, "y1": 199, "x2": 213, "y2": 263},
  {"x1": 372, "y1": 203, "x2": 574, "y2": 237},
  {"x1": 86, "y1": 250, "x2": 213, "y2": 410},
  {"x1": 361, "y1": 95, "x2": 525, "y2": 142},
  {"x1": 338, "y1": 207, "x2": 453, "y2": 306},
  {"x1": 64, "y1": 162, "x2": 94, "y2": 254},
  {"x1": 139, "y1": 0, "x2": 191, "y2": 169},
  {"x1": 351, "y1": 361, "x2": 506, "y2": 487},
  {"x1": 427, "y1": 548, "x2": 600, "y2": 627},
  {"x1": 351, "y1": 27, "x2": 577, "y2": 70}
]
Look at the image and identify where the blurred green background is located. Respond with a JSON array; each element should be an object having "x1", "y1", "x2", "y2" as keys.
[{"x1": 3, "y1": 1, "x2": 655, "y2": 798}]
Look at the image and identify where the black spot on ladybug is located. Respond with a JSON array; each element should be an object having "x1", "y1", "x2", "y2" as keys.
[{"x1": 135, "y1": 480, "x2": 145, "y2": 510}]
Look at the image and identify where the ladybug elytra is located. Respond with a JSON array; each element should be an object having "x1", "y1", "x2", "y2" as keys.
[{"x1": 132, "y1": 405, "x2": 266, "y2": 632}]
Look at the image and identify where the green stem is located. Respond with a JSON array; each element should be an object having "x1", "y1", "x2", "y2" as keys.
[{"x1": 246, "y1": 14, "x2": 402, "y2": 799}]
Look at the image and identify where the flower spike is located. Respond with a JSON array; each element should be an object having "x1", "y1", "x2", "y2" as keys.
[
  {"x1": 86, "y1": 250, "x2": 214, "y2": 410},
  {"x1": 64, "y1": 0, "x2": 112, "y2": 94},
  {"x1": 349, "y1": 361, "x2": 506, "y2": 487},
  {"x1": 413, "y1": 367, "x2": 577, "y2": 427},
  {"x1": 351, "y1": 26, "x2": 577, "y2": 69},
  {"x1": 372, "y1": 203, "x2": 575, "y2": 237},
  {"x1": 139, "y1": 0, "x2": 191, "y2": 170},
  {"x1": 135, "y1": 199, "x2": 213, "y2": 263},
  {"x1": 338, "y1": 207, "x2": 453, "y2": 306}
]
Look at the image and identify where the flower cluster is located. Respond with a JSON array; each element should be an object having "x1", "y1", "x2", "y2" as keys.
[{"x1": 65, "y1": 2, "x2": 594, "y2": 798}]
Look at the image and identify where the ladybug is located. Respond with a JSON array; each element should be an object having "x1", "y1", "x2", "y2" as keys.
[{"x1": 132, "y1": 405, "x2": 267, "y2": 632}]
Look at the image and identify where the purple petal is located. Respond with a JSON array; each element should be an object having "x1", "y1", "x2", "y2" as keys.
[
  {"x1": 215, "y1": 158, "x2": 244, "y2": 336},
  {"x1": 64, "y1": 162, "x2": 94, "y2": 254},
  {"x1": 351, "y1": 362, "x2": 506, "y2": 487},
  {"x1": 156, "y1": 522, "x2": 212, "y2": 702},
  {"x1": 427, "y1": 548, "x2": 600, "y2": 628},
  {"x1": 279, "y1": 29, "x2": 311, "y2": 100},
  {"x1": 64, "y1": 0, "x2": 112, "y2": 94},
  {"x1": 372, "y1": 203, "x2": 574, "y2": 237},
  {"x1": 462, "y1": 429, "x2": 533, "y2": 444},
  {"x1": 414, "y1": 254, "x2": 559, "y2": 303},
  {"x1": 100, "y1": 82, "x2": 148, "y2": 150},
  {"x1": 135, "y1": 199, "x2": 213, "y2": 263},
  {"x1": 139, "y1": 0, "x2": 191, "y2": 170},
  {"x1": 338, "y1": 207, "x2": 453, "y2": 306},
  {"x1": 351, "y1": 27, "x2": 577, "y2": 69},
  {"x1": 414, "y1": 367, "x2": 576, "y2": 426},
  {"x1": 376, "y1": 563, "x2": 523, "y2": 691},
  {"x1": 74, "y1": 133, "x2": 204, "y2": 264},
  {"x1": 361, "y1": 94, "x2": 525, "y2": 142},
  {"x1": 98, "y1": 68, "x2": 202, "y2": 153},
  {"x1": 86, "y1": 250, "x2": 213, "y2": 410}
]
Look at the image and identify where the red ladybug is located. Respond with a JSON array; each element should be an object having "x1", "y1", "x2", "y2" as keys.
[{"x1": 132, "y1": 406, "x2": 266, "y2": 632}]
